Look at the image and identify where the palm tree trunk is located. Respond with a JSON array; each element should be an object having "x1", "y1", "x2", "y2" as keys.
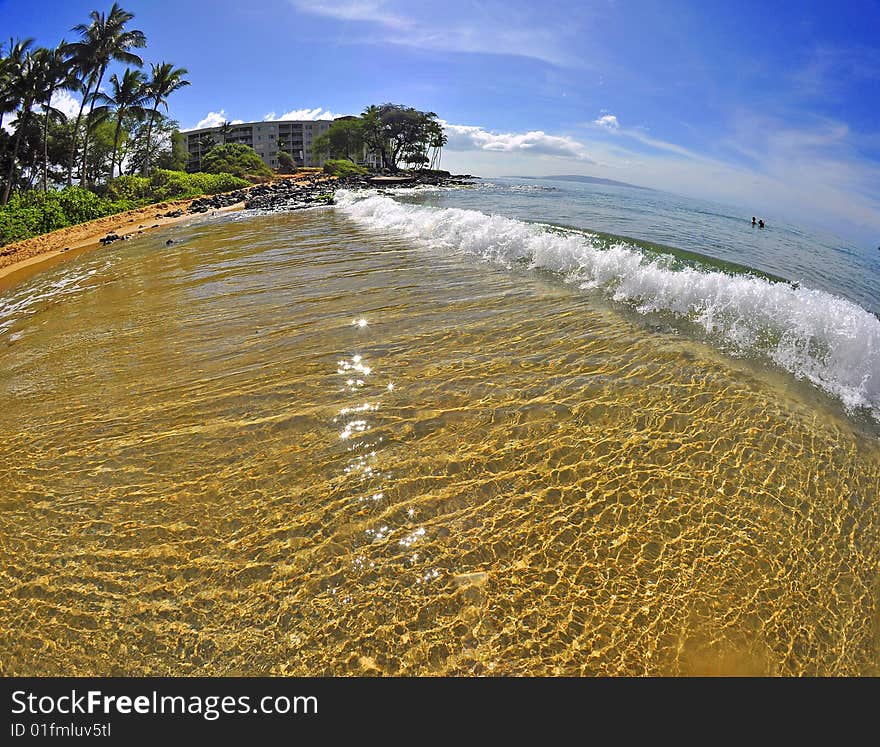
[
  {"x1": 110, "y1": 113, "x2": 124, "y2": 180},
  {"x1": 2, "y1": 103, "x2": 30, "y2": 205},
  {"x1": 67, "y1": 78, "x2": 93, "y2": 187},
  {"x1": 41, "y1": 91, "x2": 54, "y2": 192},
  {"x1": 79, "y1": 66, "x2": 106, "y2": 187},
  {"x1": 142, "y1": 102, "x2": 159, "y2": 175}
]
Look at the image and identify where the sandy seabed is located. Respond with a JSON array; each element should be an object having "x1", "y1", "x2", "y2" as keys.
[{"x1": 0, "y1": 196, "x2": 243, "y2": 290}]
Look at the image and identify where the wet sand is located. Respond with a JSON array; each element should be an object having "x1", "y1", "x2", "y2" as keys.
[
  {"x1": 0, "y1": 171, "x2": 334, "y2": 291},
  {"x1": 0, "y1": 197, "x2": 244, "y2": 291}
]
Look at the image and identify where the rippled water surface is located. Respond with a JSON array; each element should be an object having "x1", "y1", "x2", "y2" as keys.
[{"x1": 1, "y1": 208, "x2": 878, "y2": 675}]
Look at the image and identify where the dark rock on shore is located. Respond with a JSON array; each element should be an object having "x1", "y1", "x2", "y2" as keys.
[
  {"x1": 204, "y1": 172, "x2": 477, "y2": 215},
  {"x1": 188, "y1": 189, "x2": 249, "y2": 214}
]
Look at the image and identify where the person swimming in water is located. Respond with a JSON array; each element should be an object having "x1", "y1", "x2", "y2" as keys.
[
  {"x1": 752, "y1": 216, "x2": 757, "y2": 226},
  {"x1": 758, "y1": 219, "x2": 765, "y2": 228}
]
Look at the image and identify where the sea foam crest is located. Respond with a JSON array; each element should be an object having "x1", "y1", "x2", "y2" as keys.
[{"x1": 335, "y1": 190, "x2": 880, "y2": 421}]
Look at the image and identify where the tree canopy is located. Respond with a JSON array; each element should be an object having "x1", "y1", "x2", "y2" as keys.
[
  {"x1": 312, "y1": 118, "x2": 364, "y2": 163},
  {"x1": 361, "y1": 103, "x2": 446, "y2": 172},
  {"x1": 1, "y1": 4, "x2": 191, "y2": 204},
  {"x1": 200, "y1": 143, "x2": 273, "y2": 179},
  {"x1": 312, "y1": 104, "x2": 447, "y2": 172}
]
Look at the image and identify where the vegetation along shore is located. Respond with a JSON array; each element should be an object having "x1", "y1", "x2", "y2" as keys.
[{"x1": 1, "y1": 3, "x2": 472, "y2": 291}]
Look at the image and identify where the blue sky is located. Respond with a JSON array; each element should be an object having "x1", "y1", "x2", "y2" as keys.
[{"x1": 3, "y1": 0, "x2": 880, "y2": 244}]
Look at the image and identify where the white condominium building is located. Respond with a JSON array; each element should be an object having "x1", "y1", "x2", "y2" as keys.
[{"x1": 183, "y1": 119, "x2": 334, "y2": 170}]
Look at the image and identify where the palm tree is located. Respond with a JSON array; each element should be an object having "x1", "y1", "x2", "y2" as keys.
[
  {"x1": 66, "y1": 3, "x2": 145, "y2": 186},
  {"x1": 428, "y1": 123, "x2": 447, "y2": 171},
  {"x1": 2, "y1": 46, "x2": 40, "y2": 204},
  {"x1": 0, "y1": 38, "x2": 34, "y2": 146},
  {"x1": 218, "y1": 119, "x2": 232, "y2": 145},
  {"x1": 34, "y1": 41, "x2": 81, "y2": 191},
  {"x1": 95, "y1": 67, "x2": 147, "y2": 179},
  {"x1": 141, "y1": 62, "x2": 189, "y2": 175}
]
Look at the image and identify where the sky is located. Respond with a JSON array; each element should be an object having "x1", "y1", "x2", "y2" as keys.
[{"x1": 3, "y1": 0, "x2": 880, "y2": 245}]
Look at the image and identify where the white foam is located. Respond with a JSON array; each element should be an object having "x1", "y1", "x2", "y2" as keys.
[{"x1": 335, "y1": 191, "x2": 880, "y2": 421}]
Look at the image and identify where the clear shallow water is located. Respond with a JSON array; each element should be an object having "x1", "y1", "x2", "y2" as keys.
[
  {"x1": 406, "y1": 177, "x2": 880, "y2": 315},
  {"x1": 345, "y1": 185, "x2": 880, "y2": 425},
  {"x1": 0, "y1": 202, "x2": 878, "y2": 676}
]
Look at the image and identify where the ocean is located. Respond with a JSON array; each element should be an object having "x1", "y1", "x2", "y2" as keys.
[{"x1": 0, "y1": 178, "x2": 878, "y2": 675}]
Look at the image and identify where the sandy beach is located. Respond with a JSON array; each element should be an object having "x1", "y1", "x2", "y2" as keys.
[
  {"x1": 0, "y1": 172, "x2": 335, "y2": 291},
  {"x1": 0, "y1": 196, "x2": 243, "y2": 290}
]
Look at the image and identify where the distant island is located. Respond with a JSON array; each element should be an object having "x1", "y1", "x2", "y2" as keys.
[{"x1": 511, "y1": 174, "x2": 654, "y2": 190}]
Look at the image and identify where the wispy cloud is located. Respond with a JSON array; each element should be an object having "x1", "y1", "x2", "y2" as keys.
[
  {"x1": 444, "y1": 122, "x2": 594, "y2": 161},
  {"x1": 792, "y1": 44, "x2": 880, "y2": 100},
  {"x1": 294, "y1": 1, "x2": 411, "y2": 30},
  {"x1": 263, "y1": 107, "x2": 344, "y2": 121},
  {"x1": 289, "y1": 0, "x2": 575, "y2": 66},
  {"x1": 589, "y1": 112, "x2": 703, "y2": 160}
]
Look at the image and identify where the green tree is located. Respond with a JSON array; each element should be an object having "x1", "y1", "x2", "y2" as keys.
[
  {"x1": 312, "y1": 117, "x2": 364, "y2": 163},
  {"x1": 218, "y1": 119, "x2": 232, "y2": 145},
  {"x1": 95, "y1": 67, "x2": 148, "y2": 178},
  {"x1": 359, "y1": 103, "x2": 442, "y2": 172},
  {"x1": 155, "y1": 129, "x2": 188, "y2": 172},
  {"x1": 276, "y1": 150, "x2": 295, "y2": 173},
  {"x1": 34, "y1": 41, "x2": 81, "y2": 191},
  {"x1": 360, "y1": 105, "x2": 388, "y2": 170},
  {"x1": 428, "y1": 121, "x2": 447, "y2": 170},
  {"x1": 1, "y1": 110, "x2": 45, "y2": 193},
  {"x1": 200, "y1": 143, "x2": 272, "y2": 178},
  {"x1": 80, "y1": 116, "x2": 116, "y2": 186},
  {"x1": 1, "y1": 44, "x2": 40, "y2": 204},
  {"x1": 68, "y1": 3, "x2": 146, "y2": 187},
  {"x1": 0, "y1": 39, "x2": 35, "y2": 142},
  {"x1": 193, "y1": 133, "x2": 217, "y2": 171},
  {"x1": 141, "y1": 62, "x2": 189, "y2": 174}
]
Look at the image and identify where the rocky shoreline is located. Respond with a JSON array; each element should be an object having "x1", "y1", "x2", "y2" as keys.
[
  {"x1": 94, "y1": 173, "x2": 475, "y2": 247},
  {"x1": 0, "y1": 173, "x2": 478, "y2": 283},
  {"x1": 195, "y1": 172, "x2": 477, "y2": 213}
]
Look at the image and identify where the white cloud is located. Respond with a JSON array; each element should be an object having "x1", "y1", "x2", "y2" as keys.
[
  {"x1": 593, "y1": 114, "x2": 619, "y2": 130},
  {"x1": 263, "y1": 107, "x2": 343, "y2": 121},
  {"x1": 441, "y1": 112, "x2": 880, "y2": 243},
  {"x1": 50, "y1": 89, "x2": 81, "y2": 120},
  {"x1": 444, "y1": 122, "x2": 594, "y2": 161},
  {"x1": 2, "y1": 90, "x2": 81, "y2": 133},
  {"x1": 188, "y1": 110, "x2": 244, "y2": 130}
]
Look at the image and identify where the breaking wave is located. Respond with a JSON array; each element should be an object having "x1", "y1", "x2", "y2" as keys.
[{"x1": 335, "y1": 190, "x2": 880, "y2": 421}]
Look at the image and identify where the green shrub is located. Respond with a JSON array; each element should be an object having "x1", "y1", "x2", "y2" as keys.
[
  {"x1": 200, "y1": 144, "x2": 273, "y2": 179},
  {"x1": 53, "y1": 187, "x2": 113, "y2": 224},
  {"x1": 323, "y1": 159, "x2": 368, "y2": 177},
  {"x1": 105, "y1": 175, "x2": 152, "y2": 202},
  {"x1": 185, "y1": 171, "x2": 250, "y2": 194},
  {"x1": 277, "y1": 151, "x2": 295, "y2": 173},
  {"x1": 0, "y1": 187, "x2": 116, "y2": 245},
  {"x1": 0, "y1": 172, "x2": 248, "y2": 246},
  {"x1": 148, "y1": 170, "x2": 249, "y2": 200}
]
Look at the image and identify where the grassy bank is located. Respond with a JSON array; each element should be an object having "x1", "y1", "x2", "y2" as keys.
[{"x1": 0, "y1": 170, "x2": 249, "y2": 246}]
